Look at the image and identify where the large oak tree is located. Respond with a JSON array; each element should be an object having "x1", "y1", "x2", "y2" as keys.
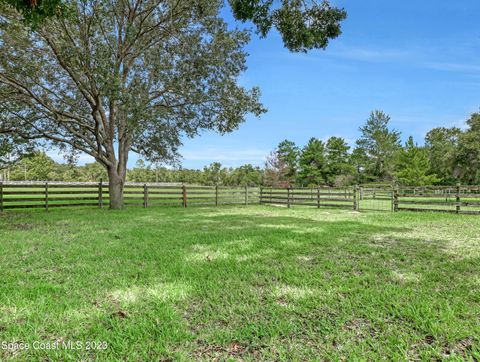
[{"x1": 0, "y1": 0, "x2": 346, "y2": 208}]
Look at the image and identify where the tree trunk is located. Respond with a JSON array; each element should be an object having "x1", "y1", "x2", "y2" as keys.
[{"x1": 108, "y1": 168, "x2": 125, "y2": 209}]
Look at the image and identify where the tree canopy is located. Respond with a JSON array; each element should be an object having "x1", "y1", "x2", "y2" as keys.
[
  {"x1": 298, "y1": 137, "x2": 326, "y2": 186},
  {"x1": 3, "y1": 0, "x2": 346, "y2": 52},
  {"x1": 354, "y1": 111, "x2": 401, "y2": 182},
  {"x1": 0, "y1": 0, "x2": 347, "y2": 208},
  {"x1": 2, "y1": 0, "x2": 64, "y2": 25},
  {"x1": 395, "y1": 137, "x2": 438, "y2": 186},
  {"x1": 0, "y1": 0, "x2": 265, "y2": 207}
]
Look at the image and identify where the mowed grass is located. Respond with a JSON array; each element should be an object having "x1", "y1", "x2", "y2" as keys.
[{"x1": 1, "y1": 206, "x2": 480, "y2": 361}]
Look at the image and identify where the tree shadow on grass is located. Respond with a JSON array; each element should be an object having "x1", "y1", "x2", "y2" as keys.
[{"x1": 1, "y1": 208, "x2": 480, "y2": 360}]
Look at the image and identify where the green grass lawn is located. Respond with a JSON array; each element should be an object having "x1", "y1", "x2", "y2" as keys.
[{"x1": 1, "y1": 206, "x2": 479, "y2": 361}]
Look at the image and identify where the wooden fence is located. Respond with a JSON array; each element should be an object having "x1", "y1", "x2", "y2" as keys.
[
  {"x1": 395, "y1": 184, "x2": 480, "y2": 215},
  {"x1": 0, "y1": 182, "x2": 260, "y2": 211},
  {"x1": 259, "y1": 186, "x2": 356, "y2": 210},
  {"x1": 1, "y1": 182, "x2": 479, "y2": 215}
]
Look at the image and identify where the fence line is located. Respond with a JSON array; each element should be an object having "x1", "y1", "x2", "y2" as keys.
[
  {"x1": 259, "y1": 186, "x2": 357, "y2": 210},
  {"x1": 0, "y1": 181, "x2": 260, "y2": 211},
  {"x1": 0, "y1": 181, "x2": 479, "y2": 215},
  {"x1": 396, "y1": 184, "x2": 480, "y2": 215}
]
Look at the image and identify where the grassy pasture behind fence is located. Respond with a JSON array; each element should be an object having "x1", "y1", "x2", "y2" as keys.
[
  {"x1": 397, "y1": 185, "x2": 480, "y2": 215},
  {"x1": 0, "y1": 182, "x2": 260, "y2": 211},
  {"x1": 1, "y1": 182, "x2": 480, "y2": 214},
  {"x1": 259, "y1": 186, "x2": 356, "y2": 210}
]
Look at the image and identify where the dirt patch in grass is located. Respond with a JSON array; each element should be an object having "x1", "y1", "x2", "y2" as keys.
[
  {"x1": 343, "y1": 318, "x2": 376, "y2": 340},
  {"x1": 443, "y1": 337, "x2": 477, "y2": 358},
  {"x1": 192, "y1": 340, "x2": 252, "y2": 361}
]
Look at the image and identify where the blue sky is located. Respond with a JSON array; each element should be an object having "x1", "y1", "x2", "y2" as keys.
[{"x1": 51, "y1": 1, "x2": 480, "y2": 168}]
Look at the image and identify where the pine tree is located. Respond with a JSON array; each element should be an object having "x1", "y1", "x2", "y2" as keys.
[
  {"x1": 355, "y1": 111, "x2": 401, "y2": 181},
  {"x1": 395, "y1": 137, "x2": 439, "y2": 186},
  {"x1": 276, "y1": 140, "x2": 300, "y2": 184},
  {"x1": 298, "y1": 138, "x2": 326, "y2": 186},
  {"x1": 325, "y1": 136, "x2": 353, "y2": 185}
]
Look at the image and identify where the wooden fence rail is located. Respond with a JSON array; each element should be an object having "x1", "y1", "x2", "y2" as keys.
[
  {"x1": 0, "y1": 181, "x2": 260, "y2": 211},
  {"x1": 260, "y1": 186, "x2": 357, "y2": 210},
  {"x1": 396, "y1": 184, "x2": 480, "y2": 215},
  {"x1": 0, "y1": 182, "x2": 479, "y2": 215}
]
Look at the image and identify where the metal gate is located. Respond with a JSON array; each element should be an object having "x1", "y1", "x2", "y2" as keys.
[{"x1": 358, "y1": 185, "x2": 393, "y2": 212}]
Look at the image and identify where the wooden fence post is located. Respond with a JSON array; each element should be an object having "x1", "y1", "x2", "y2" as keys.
[
  {"x1": 0, "y1": 181, "x2": 3, "y2": 213},
  {"x1": 287, "y1": 187, "x2": 291, "y2": 208},
  {"x1": 393, "y1": 186, "x2": 399, "y2": 212},
  {"x1": 259, "y1": 186, "x2": 263, "y2": 204},
  {"x1": 317, "y1": 186, "x2": 320, "y2": 209},
  {"x1": 245, "y1": 186, "x2": 248, "y2": 206},
  {"x1": 182, "y1": 185, "x2": 187, "y2": 208},
  {"x1": 143, "y1": 184, "x2": 148, "y2": 208},
  {"x1": 390, "y1": 184, "x2": 394, "y2": 212},
  {"x1": 45, "y1": 182, "x2": 49, "y2": 212},
  {"x1": 353, "y1": 185, "x2": 358, "y2": 211},
  {"x1": 359, "y1": 186, "x2": 363, "y2": 201},
  {"x1": 456, "y1": 183, "x2": 461, "y2": 214},
  {"x1": 98, "y1": 179, "x2": 103, "y2": 208},
  {"x1": 215, "y1": 185, "x2": 219, "y2": 206}
]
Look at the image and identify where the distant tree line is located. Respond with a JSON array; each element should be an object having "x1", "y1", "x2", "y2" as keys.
[
  {"x1": 0, "y1": 155, "x2": 264, "y2": 187},
  {"x1": 1, "y1": 110, "x2": 479, "y2": 186},
  {"x1": 265, "y1": 110, "x2": 480, "y2": 187}
]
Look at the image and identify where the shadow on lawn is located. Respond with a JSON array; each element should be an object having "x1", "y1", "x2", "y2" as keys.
[
  {"x1": 1, "y1": 208, "x2": 479, "y2": 360},
  {"x1": 115, "y1": 212, "x2": 480, "y2": 359}
]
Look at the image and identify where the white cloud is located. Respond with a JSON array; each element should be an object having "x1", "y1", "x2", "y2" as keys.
[
  {"x1": 181, "y1": 147, "x2": 269, "y2": 166},
  {"x1": 323, "y1": 44, "x2": 480, "y2": 76},
  {"x1": 326, "y1": 46, "x2": 412, "y2": 62},
  {"x1": 421, "y1": 61, "x2": 480, "y2": 73}
]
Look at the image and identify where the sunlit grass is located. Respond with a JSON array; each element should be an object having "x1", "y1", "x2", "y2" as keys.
[{"x1": 0, "y1": 206, "x2": 479, "y2": 360}]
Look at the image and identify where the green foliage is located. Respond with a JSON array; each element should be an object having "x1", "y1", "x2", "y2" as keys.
[
  {"x1": 230, "y1": 0, "x2": 346, "y2": 52},
  {"x1": 79, "y1": 162, "x2": 108, "y2": 182},
  {"x1": 0, "y1": 0, "x2": 345, "y2": 207},
  {"x1": 4, "y1": 109, "x2": 480, "y2": 187},
  {"x1": 457, "y1": 113, "x2": 480, "y2": 184},
  {"x1": 2, "y1": 0, "x2": 64, "y2": 26},
  {"x1": 298, "y1": 137, "x2": 326, "y2": 186},
  {"x1": 425, "y1": 127, "x2": 462, "y2": 185},
  {"x1": 9, "y1": 151, "x2": 58, "y2": 180},
  {"x1": 4, "y1": 0, "x2": 346, "y2": 52},
  {"x1": 0, "y1": 135, "x2": 33, "y2": 169},
  {"x1": 349, "y1": 147, "x2": 369, "y2": 184},
  {"x1": 0, "y1": 0, "x2": 266, "y2": 207},
  {"x1": 325, "y1": 136, "x2": 353, "y2": 186},
  {"x1": 395, "y1": 137, "x2": 439, "y2": 186},
  {"x1": 1, "y1": 113, "x2": 35, "y2": 168},
  {"x1": 202, "y1": 162, "x2": 227, "y2": 186},
  {"x1": 127, "y1": 160, "x2": 156, "y2": 183},
  {"x1": 276, "y1": 139, "x2": 299, "y2": 183},
  {"x1": 227, "y1": 164, "x2": 263, "y2": 186},
  {"x1": 4, "y1": 153, "x2": 264, "y2": 185},
  {"x1": 355, "y1": 111, "x2": 401, "y2": 182}
]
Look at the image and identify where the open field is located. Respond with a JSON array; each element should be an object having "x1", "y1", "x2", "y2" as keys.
[{"x1": 1, "y1": 206, "x2": 480, "y2": 360}]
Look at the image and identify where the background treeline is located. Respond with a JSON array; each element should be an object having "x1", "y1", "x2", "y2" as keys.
[
  {"x1": 0, "y1": 156, "x2": 264, "y2": 186},
  {"x1": 265, "y1": 110, "x2": 480, "y2": 187},
  {"x1": 1, "y1": 110, "x2": 479, "y2": 186}
]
